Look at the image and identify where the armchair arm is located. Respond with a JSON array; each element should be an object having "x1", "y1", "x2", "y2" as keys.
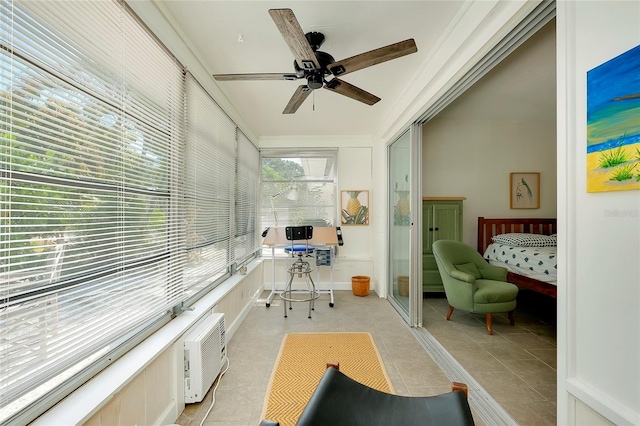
[
  {"x1": 450, "y1": 270, "x2": 476, "y2": 284},
  {"x1": 479, "y1": 263, "x2": 508, "y2": 281}
]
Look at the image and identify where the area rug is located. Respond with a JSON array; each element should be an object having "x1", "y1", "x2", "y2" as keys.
[{"x1": 261, "y1": 332, "x2": 394, "y2": 426}]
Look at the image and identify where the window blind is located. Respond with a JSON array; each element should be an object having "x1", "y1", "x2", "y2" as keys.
[
  {"x1": 184, "y1": 73, "x2": 235, "y2": 297},
  {"x1": 235, "y1": 130, "x2": 259, "y2": 265},
  {"x1": 0, "y1": 0, "x2": 185, "y2": 422},
  {"x1": 260, "y1": 149, "x2": 337, "y2": 231}
]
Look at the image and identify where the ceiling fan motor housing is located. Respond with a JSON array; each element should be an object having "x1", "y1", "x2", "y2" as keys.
[
  {"x1": 294, "y1": 47, "x2": 335, "y2": 90},
  {"x1": 294, "y1": 48, "x2": 335, "y2": 75}
]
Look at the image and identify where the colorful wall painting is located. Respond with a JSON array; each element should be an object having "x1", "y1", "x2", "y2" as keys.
[
  {"x1": 587, "y1": 44, "x2": 640, "y2": 192},
  {"x1": 341, "y1": 190, "x2": 369, "y2": 225}
]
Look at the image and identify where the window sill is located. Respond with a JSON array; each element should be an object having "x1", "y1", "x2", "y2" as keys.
[{"x1": 32, "y1": 259, "x2": 263, "y2": 425}]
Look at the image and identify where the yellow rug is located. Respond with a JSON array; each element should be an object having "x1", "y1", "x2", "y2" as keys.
[{"x1": 261, "y1": 332, "x2": 394, "y2": 426}]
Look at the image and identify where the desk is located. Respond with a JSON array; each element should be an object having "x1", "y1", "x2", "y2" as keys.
[{"x1": 263, "y1": 226, "x2": 339, "y2": 308}]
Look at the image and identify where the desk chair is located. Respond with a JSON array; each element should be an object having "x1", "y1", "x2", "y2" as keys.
[{"x1": 281, "y1": 226, "x2": 319, "y2": 319}]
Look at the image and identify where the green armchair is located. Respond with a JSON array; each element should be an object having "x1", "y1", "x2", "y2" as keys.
[{"x1": 432, "y1": 240, "x2": 519, "y2": 335}]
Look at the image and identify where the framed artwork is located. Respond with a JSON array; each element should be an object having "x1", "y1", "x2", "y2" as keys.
[
  {"x1": 341, "y1": 190, "x2": 369, "y2": 225},
  {"x1": 586, "y1": 44, "x2": 640, "y2": 192},
  {"x1": 510, "y1": 172, "x2": 540, "y2": 209}
]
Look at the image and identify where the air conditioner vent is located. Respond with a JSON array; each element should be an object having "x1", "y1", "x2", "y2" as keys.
[{"x1": 184, "y1": 313, "x2": 226, "y2": 403}]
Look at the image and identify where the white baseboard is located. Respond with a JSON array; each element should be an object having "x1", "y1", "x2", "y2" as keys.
[
  {"x1": 566, "y1": 378, "x2": 639, "y2": 425},
  {"x1": 266, "y1": 282, "x2": 352, "y2": 292}
]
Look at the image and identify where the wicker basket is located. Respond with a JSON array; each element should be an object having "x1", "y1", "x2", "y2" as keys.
[{"x1": 351, "y1": 276, "x2": 370, "y2": 296}]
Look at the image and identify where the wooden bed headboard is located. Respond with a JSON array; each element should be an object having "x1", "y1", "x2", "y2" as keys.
[{"x1": 477, "y1": 217, "x2": 557, "y2": 254}]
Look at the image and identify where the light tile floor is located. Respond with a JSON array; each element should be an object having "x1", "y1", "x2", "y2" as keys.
[
  {"x1": 176, "y1": 290, "x2": 556, "y2": 426},
  {"x1": 423, "y1": 292, "x2": 557, "y2": 426}
]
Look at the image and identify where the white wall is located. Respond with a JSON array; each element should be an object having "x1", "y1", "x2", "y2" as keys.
[
  {"x1": 422, "y1": 117, "x2": 557, "y2": 248},
  {"x1": 422, "y1": 19, "x2": 557, "y2": 249},
  {"x1": 557, "y1": 1, "x2": 640, "y2": 424}
]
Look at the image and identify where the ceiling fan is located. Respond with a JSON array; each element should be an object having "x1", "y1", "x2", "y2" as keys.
[{"x1": 212, "y1": 8, "x2": 418, "y2": 114}]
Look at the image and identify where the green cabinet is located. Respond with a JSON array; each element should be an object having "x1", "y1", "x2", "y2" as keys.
[{"x1": 422, "y1": 199, "x2": 463, "y2": 293}]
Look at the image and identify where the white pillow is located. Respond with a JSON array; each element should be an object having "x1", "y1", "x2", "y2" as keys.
[{"x1": 491, "y1": 233, "x2": 556, "y2": 247}]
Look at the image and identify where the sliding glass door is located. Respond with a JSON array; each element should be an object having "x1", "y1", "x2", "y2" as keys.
[{"x1": 387, "y1": 125, "x2": 422, "y2": 326}]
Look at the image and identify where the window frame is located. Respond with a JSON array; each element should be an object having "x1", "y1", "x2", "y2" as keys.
[{"x1": 260, "y1": 148, "x2": 338, "y2": 256}]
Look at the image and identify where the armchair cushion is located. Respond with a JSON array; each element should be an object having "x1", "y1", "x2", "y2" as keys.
[
  {"x1": 454, "y1": 262, "x2": 481, "y2": 279},
  {"x1": 451, "y1": 269, "x2": 476, "y2": 284},
  {"x1": 473, "y1": 280, "x2": 519, "y2": 304}
]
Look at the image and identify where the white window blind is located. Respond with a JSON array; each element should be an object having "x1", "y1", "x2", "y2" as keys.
[
  {"x1": 235, "y1": 130, "x2": 259, "y2": 265},
  {"x1": 0, "y1": 0, "x2": 185, "y2": 422},
  {"x1": 260, "y1": 149, "x2": 337, "y2": 230},
  {"x1": 184, "y1": 74, "x2": 235, "y2": 296}
]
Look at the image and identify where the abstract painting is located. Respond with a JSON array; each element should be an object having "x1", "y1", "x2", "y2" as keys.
[{"x1": 587, "y1": 44, "x2": 640, "y2": 192}]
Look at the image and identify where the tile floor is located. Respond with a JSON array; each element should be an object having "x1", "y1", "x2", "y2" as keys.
[
  {"x1": 423, "y1": 292, "x2": 557, "y2": 425},
  {"x1": 176, "y1": 289, "x2": 556, "y2": 426}
]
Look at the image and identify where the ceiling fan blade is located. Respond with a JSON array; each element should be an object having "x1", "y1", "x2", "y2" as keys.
[
  {"x1": 269, "y1": 9, "x2": 320, "y2": 71},
  {"x1": 212, "y1": 73, "x2": 300, "y2": 81},
  {"x1": 283, "y1": 85, "x2": 312, "y2": 114},
  {"x1": 324, "y1": 78, "x2": 380, "y2": 106},
  {"x1": 328, "y1": 39, "x2": 418, "y2": 77}
]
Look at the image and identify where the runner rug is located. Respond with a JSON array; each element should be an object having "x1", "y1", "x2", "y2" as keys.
[{"x1": 261, "y1": 332, "x2": 394, "y2": 426}]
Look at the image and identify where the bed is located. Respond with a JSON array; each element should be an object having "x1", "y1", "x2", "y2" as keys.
[{"x1": 477, "y1": 217, "x2": 557, "y2": 298}]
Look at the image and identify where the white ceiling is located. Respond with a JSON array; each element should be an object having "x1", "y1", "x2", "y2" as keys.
[{"x1": 154, "y1": 1, "x2": 555, "y2": 138}]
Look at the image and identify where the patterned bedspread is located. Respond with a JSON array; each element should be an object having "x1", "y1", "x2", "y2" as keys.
[{"x1": 483, "y1": 243, "x2": 557, "y2": 285}]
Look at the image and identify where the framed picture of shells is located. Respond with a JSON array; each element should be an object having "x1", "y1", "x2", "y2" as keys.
[{"x1": 341, "y1": 190, "x2": 369, "y2": 225}]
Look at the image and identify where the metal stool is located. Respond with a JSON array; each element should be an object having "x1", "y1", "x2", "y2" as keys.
[{"x1": 280, "y1": 226, "x2": 320, "y2": 318}]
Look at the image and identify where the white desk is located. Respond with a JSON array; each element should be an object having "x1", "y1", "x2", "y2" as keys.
[{"x1": 262, "y1": 226, "x2": 339, "y2": 308}]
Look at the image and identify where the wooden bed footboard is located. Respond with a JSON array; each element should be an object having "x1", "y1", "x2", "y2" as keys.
[{"x1": 477, "y1": 217, "x2": 557, "y2": 299}]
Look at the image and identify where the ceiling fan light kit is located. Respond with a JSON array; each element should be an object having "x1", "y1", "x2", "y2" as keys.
[{"x1": 212, "y1": 8, "x2": 418, "y2": 114}]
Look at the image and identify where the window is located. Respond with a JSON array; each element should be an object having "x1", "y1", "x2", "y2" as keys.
[
  {"x1": 0, "y1": 1, "x2": 259, "y2": 423},
  {"x1": 235, "y1": 131, "x2": 260, "y2": 266},
  {"x1": 184, "y1": 74, "x2": 235, "y2": 298},
  {"x1": 260, "y1": 149, "x2": 337, "y2": 236},
  {"x1": 1, "y1": 2, "x2": 185, "y2": 422}
]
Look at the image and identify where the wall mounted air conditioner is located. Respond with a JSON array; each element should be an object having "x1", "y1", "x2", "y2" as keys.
[{"x1": 184, "y1": 312, "x2": 226, "y2": 403}]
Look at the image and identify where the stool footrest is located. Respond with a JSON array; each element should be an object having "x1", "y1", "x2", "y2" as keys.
[{"x1": 280, "y1": 290, "x2": 320, "y2": 303}]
